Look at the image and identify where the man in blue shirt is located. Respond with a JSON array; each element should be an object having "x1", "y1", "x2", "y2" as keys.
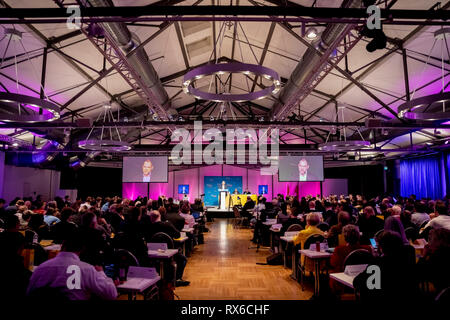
[{"x1": 44, "y1": 208, "x2": 60, "y2": 226}]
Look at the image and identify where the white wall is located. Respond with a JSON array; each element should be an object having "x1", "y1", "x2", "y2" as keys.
[{"x1": 0, "y1": 157, "x2": 77, "y2": 203}]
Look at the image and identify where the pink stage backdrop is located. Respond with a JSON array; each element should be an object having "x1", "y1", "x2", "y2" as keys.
[{"x1": 122, "y1": 165, "x2": 347, "y2": 201}]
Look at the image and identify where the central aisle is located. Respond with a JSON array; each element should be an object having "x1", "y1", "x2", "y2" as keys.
[{"x1": 175, "y1": 219, "x2": 313, "y2": 300}]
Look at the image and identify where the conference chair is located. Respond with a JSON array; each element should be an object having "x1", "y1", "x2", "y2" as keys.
[
  {"x1": 435, "y1": 287, "x2": 450, "y2": 302},
  {"x1": 114, "y1": 248, "x2": 140, "y2": 268},
  {"x1": 149, "y1": 232, "x2": 177, "y2": 286},
  {"x1": 150, "y1": 232, "x2": 174, "y2": 249},
  {"x1": 298, "y1": 234, "x2": 325, "y2": 290},
  {"x1": 24, "y1": 229, "x2": 38, "y2": 244},
  {"x1": 286, "y1": 224, "x2": 303, "y2": 232},
  {"x1": 343, "y1": 249, "x2": 375, "y2": 267},
  {"x1": 282, "y1": 224, "x2": 303, "y2": 266},
  {"x1": 374, "y1": 229, "x2": 384, "y2": 239},
  {"x1": 113, "y1": 249, "x2": 160, "y2": 300},
  {"x1": 233, "y1": 206, "x2": 245, "y2": 229},
  {"x1": 317, "y1": 222, "x2": 330, "y2": 232},
  {"x1": 24, "y1": 242, "x2": 48, "y2": 266},
  {"x1": 404, "y1": 226, "x2": 419, "y2": 242}
]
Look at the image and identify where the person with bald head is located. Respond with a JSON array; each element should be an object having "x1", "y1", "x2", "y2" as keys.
[{"x1": 146, "y1": 210, "x2": 190, "y2": 287}]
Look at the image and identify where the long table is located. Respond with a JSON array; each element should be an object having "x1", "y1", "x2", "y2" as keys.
[{"x1": 228, "y1": 194, "x2": 258, "y2": 207}]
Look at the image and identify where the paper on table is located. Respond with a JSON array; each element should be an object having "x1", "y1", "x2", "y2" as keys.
[
  {"x1": 117, "y1": 278, "x2": 157, "y2": 291},
  {"x1": 309, "y1": 242, "x2": 328, "y2": 251},
  {"x1": 344, "y1": 264, "x2": 368, "y2": 276},
  {"x1": 127, "y1": 266, "x2": 158, "y2": 279},
  {"x1": 147, "y1": 243, "x2": 168, "y2": 251}
]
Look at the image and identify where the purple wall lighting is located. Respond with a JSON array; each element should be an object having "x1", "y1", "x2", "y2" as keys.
[{"x1": 122, "y1": 165, "x2": 348, "y2": 202}]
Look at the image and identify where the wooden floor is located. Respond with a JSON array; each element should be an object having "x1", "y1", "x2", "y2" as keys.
[{"x1": 175, "y1": 219, "x2": 313, "y2": 300}]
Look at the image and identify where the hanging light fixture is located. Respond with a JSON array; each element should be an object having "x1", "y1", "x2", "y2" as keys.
[
  {"x1": 398, "y1": 28, "x2": 450, "y2": 121},
  {"x1": 78, "y1": 104, "x2": 131, "y2": 152},
  {"x1": 318, "y1": 106, "x2": 370, "y2": 151},
  {"x1": 183, "y1": 21, "x2": 281, "y2": 104},
  {"x1": 0, "y1": 27, "x2": 60, "y2": 123}
]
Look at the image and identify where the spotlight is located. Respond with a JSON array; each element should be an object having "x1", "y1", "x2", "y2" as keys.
[
  {"x1": 178, "y1": 116, "x2": 184, "y2": 121},
  {"x1": 305, "y1": 27, "x2": 318, "y2": 40},
  {"x1": 210, "y1": 116, "x2": 214, "y2": 121},
  {"x1": 12, "y1": 142, "x2": 19, "y2": 147},
  {"x1": 259, "y1": 116, "x2": 264, "y2": 122},
  {"x1": 331, "y1": 126, "x2": 337, "y2": 135},
  {"x1": 445, "y1": 140, "x2": 449, "y2": 145},
  {"x1": 366, "y1": 30, "x2": 387, "y2": 53}
]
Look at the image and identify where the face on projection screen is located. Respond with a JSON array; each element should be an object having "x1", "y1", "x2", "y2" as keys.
[
  {"x1": 122, "y1": 156, "x2": 168, "y2": 183},
  {"x1": 278, "y1": 156, "x2": 324, "y2": 182}
]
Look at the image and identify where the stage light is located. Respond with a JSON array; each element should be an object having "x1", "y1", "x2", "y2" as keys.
[
  {"x1": 305, "y1": 27, "x2": 318, "y2": 40},
  {"x1": 12, "y1": 142, "x2": 18, "y2": 147},
  {"x1": 366, "y1": 30, "x2": 387, "y2": 53},
  {"x1": 210, "y1": 116, "x2": 214, "y2": 121},
  {"x1": 445, "y1": 140, "x2": 449, "y2": 145},
  {"x1": 330, "y1": 126, "x2": 337, "y2": 135}
]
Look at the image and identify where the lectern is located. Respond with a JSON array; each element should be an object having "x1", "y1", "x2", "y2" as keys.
[{"x1": 218, "y1": 188, "x2": 228, "y2": 210}]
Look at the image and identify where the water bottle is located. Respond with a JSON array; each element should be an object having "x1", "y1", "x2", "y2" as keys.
[{"x1": 119, "y1": 266, "x2": 127, "y2": 282}]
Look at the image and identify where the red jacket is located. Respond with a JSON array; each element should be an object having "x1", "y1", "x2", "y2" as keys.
[{"x1": 330, "y1": 244, "x2": 372, "y2": 272}]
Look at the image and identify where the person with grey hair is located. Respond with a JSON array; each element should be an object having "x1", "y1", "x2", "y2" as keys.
[
  {"x1": 292, "y1": 212, "x2": 324, "y2": 248},
  {"x1": 391, "y1": 205, "x2": 402, "y2": 217},
  {"x1": 330, "y1": 224, "x2": 372, "y2": 273}
]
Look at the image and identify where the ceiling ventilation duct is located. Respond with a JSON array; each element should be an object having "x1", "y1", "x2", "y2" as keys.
[
  {"x1": 84, "y1": 0, "x2": 174, "y2": 114},
  {"x1": 271, "y1": 0, "x2": 362, "y2": 118},
  {"x1": 69, "y1": 0, "x2": 180, "y2": 168}
]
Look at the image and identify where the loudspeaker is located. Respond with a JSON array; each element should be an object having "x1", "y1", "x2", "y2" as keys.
[{"x1": 266, "y1": 252, "x2": 283, "y2": 265}]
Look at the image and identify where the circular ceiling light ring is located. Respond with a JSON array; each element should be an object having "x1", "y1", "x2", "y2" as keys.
[
  {"x1": 78, "y1": 139, "x2": 131, "y2": 152},
  {"x1": 397, "y1": 92, "x2": 450, "y2": 121},
  {"x1": 182, "y1": 62, "x2": 281, "y2": 102},
  {"x1": 434, "y1": 28, "x2": 450, "y2": 40},
  {"x1": 318, "y1": 140, "x2": 371, "y2": 152},
  {"x1": 0, "y1": 92, "x2": 60, "y2": 123}
]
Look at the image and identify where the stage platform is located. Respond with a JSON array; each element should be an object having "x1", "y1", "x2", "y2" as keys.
[{"x1": 206, "y1": 207, "x2": 234, "y2": 218}]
